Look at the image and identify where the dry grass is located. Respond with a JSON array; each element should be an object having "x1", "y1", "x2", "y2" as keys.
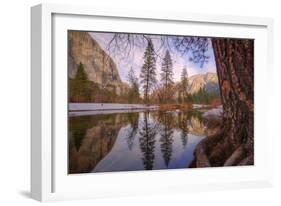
[{"x1": 210, "y1": 99, "x2": 221, "y2": 107}]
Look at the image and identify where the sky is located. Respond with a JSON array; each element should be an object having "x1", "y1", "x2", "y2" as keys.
[{"x1": 89, "y1": 32, "x2": 217, "y2": 84}]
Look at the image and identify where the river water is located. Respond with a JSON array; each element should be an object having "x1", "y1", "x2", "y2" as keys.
[{"x1": 68, "y1": 109, "x2": 215, "y2": 174}]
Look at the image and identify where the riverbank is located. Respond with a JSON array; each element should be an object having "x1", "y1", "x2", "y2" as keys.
[
  {"x1": 69, "y1": 103, "x2": 218, "y2": 111},
  {"x1": 68, "y1": 103, "x2": 222, "y2": 117},
  {"x1": 69, "y1": 103, "x2": 159, "y2": 111},
  {"x1": 69, "y1": 103, "x2": 159, "y2": 117}
]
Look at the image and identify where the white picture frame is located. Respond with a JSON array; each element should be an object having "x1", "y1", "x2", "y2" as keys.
[{"x1": 31, "y1": 3, "x2": 274, "y2": 202}]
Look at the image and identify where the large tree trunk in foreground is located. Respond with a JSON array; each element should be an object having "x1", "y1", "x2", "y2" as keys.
[{"x1": 192, "y1": 38, "x2": 254, "y2": 167}]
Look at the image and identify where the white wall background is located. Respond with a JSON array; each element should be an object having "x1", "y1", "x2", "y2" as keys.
[{"x1": 0, "y1": 0, "x2": 280, "y2": 205}]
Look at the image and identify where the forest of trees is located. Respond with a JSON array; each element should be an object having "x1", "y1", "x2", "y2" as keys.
[
  {"x1": 104, "y1": 34, "x2": 254, "y2": 167},
  {"x1": 184, "y1": 88, "x2": 221, "y2": 105},
  {"x1": 69, "y1": 40, "x2": 220, "y2": 107},
  {"x1": 138, "y1": 40, "x2": 220, "y2": 106}
]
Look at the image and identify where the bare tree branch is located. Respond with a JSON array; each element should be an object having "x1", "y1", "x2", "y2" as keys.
[{"x1": 106, "y1": 34, "x2": 210, "y2": 67}]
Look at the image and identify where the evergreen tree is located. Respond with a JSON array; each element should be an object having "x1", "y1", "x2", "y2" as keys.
[
  {"x1": 70, "y1": 62, "x2": 92, "y2": 102},
  {"x1": 180, "y1": 66, "x2": 188, "y2": 103},
  {"x1": 127, "y1": 67, "x2": 140, "y2": 103},
  {"x1": 160, "y1": 50, "x2": 174, "y2": 103},
  {"x1": 75, "y1": 62, "x2": 88, "y2": 80},
  {"x1": 140, "y1": 39, "x2": 157, "y2": 104},
  {"x1": 161, "y1": 50, "x2": 174, "y2": 87}
]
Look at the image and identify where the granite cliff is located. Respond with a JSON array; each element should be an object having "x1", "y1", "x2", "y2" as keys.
[
  {"x1": 170, "y1": 72, "x2": 219, "y2": 103},
  {"x1": 188, "y1": 72, "x2": 219, "y2": 94},
  {"x1": 68, "y1": 31, "x2": 129, "y2": 96}
]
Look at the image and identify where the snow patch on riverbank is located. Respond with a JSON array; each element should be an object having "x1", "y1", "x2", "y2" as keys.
[
  {"x1": 69, "y1": 108, "x2": 158, "y2": 117},
  {"x1": 69, "y1": 103, "x2": 159, "y2": 111},
  {"x1": 69, "y1": 103, "x2": 223, "y2": 117},
  {"x1": 69, "y1": 103, "x2": 159, "y2": 117},
  {"x1": 193, "y1": 104, "x2": 210, "y2": 109}
]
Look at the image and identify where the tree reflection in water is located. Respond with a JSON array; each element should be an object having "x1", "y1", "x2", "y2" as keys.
[
  {"x1": 158, "y1": 112, "x2": 175, "y2": 167},
  {"x1": 72, "y1": 129, "x2": 87, "y2": 151},
  {"x1": 125, "y1": 113, "x2": 139, "y2": 150},
  {"x1": 138, "y1": 112, "x2": 157, "y2": 170},
  {"x1": 69, "y1": 110, "x2": 210, "y2": 173},
  {"x1": 178, "y1": 112, "x2": 189, "y2": 148}
]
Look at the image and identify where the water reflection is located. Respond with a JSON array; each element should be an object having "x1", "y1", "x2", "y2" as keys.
[
  {"x1": 178, "y1": 112, "x2": 189, "y2": 148},
  {"x1": 158, "y1": 112, "x2": 174, "y2": 167},
  {"x1": 68, "y1": 110, "x2": 208, "y2": 174},
  {"x1": 126, "y1": 113, "x2": 139, "y2": 150},
  {"x1": 139, "y1": 112, "x2": 157, "y2": 170}
]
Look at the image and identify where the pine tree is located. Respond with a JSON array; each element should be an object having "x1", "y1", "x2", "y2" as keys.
[
  {"x1": 70, "y1": 62, "x2": 93, "y2": 102},
  {"x1": 140, "y1": 39, "x2": 157, "y2": 104},
  {"x1": 75, "y1": 62, "x2": 88, "y2": 80},
  {"x1": 180, "y1": 67, "x2": 189, "y2": 103},
  {"x1": 161, "y1": 50, "x2": 174, "y2": 87},
  {"x1": 160, "y1": 50, "x2": 174, "y2": 103},
  {"x1": 127, "y1": 67, "x2": 140, "y2": 103}
]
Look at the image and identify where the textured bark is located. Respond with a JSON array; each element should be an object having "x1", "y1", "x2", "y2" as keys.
[
  {"x1": 223, "y1": 144, "x2": 245, "y2": 166},
  {"x1": 192, "y1": 38, "x2": 254, "y2": 167},
  {"x1": 214, "y1": 38, "x2": 254, "y2": 165}
]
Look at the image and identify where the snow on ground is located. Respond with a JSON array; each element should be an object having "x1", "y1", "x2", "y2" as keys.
[
  {"x1": 69, "y1": 103, "x2": 160, "y2": 116},
  {"x1": 193, "y1": 104, "x2": 210, "y2": 109},
  {"x1": 69, "y1": 103, "x2": 159, "y2": 111},
  {"x1": 69, "y1": 108, "x2": 158, "y2": 117},
  {"x1": 69, "y1": 103, "x2": 223, "y2": 117}
]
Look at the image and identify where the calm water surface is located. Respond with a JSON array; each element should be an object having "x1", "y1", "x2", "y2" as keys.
[{"x1": 68, "y1": 110, "x2": 210, "y2": 174}]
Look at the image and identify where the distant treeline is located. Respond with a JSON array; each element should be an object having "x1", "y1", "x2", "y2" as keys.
[{"x1": 178, "y1": 88, "x2": 221, "y2": 106}]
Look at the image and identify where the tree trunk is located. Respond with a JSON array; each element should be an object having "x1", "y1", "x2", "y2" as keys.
[{"x1": 192, "y1": 38, "x2": 254, "y2": 166}]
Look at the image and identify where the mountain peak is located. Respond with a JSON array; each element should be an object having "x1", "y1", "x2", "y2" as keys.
[{"x1": 188, "y1": 72, "x2": 219, "y2": 94}]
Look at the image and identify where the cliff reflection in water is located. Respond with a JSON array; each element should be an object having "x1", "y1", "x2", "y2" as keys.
[{"x1": 68, "y1": 110, "x2": 210, "y2": 174}]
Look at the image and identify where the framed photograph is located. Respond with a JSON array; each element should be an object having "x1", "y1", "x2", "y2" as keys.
[{"x1": 31, "y1": 3, "x2": 274, "y2": 201}]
